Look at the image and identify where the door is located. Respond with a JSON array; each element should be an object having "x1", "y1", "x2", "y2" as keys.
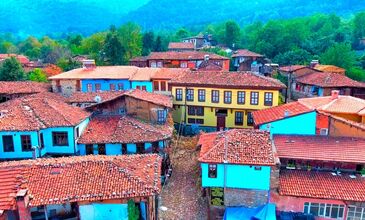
[{"x1": 217, "y1": 116, "x2": 226, "y2": 131}]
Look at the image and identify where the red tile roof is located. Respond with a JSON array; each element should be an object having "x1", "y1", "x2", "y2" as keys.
[
  {"x1": 231, "y1": 49, "x2": 263, "y2": 58},
  {"x1": 279, "y1": 170, "x2": 365, "y2": 201},
  {"x1": 0, "y1": 154, "x2": 162, "y2": 209},
  {"x1": 253, "y1": 102, "x2": 313, "y2": 125},
  {"x1": 296, "y1": 72, "x2": 365, "y2": 88},
  {"x1": 314, "y1": 64, "x2": 346, "y2": 74},
  {"x1": 274, "y1": 135, "x2": 365, "y2": 163},
  {"x1": 0, "y1": 54, "x2": 30, "y2": 64},
  {"x1": 150, "y1": 68, "x2": 188, "y2": 80},
  {"x1": 279, "y1": 65, "x2": 306, "y2": 72},
  {"x1": 0, "y1": 81, "x2": 50, "y2": 95},
  {"x1": 170, "y1": 71, "x2": 286, "y2": 90},
  {"x1": 198, "y1": 61, "x2": 223, "y2": 71},
  {"x1": 130, "y1": 56, "x2": 148, "y2": 62},
  {"x1": 147, "y1": 51, "x2": 229, "y2": 60},
  {"x1": 123, "y1": 89, "x2": 173, "y2": 108},
  {"x1": 78, "y1": 116, "x2": 172, "y2": 144},
  {"x1": 168, "y1": 42, "x2": 195, "y2": 50},
  {"x1": 66, "y1": 91, "x2": 125, "y2": 104},
  {"x1": 198, "y1": 129, "x2": 275, "y2": 165},
  {"x1": 0, "y1": 94, "x2": 90, "y2": 131}
]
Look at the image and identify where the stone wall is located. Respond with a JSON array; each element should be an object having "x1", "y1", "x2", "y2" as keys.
[
  {"x1": 51, "y1": 79, "x2": 77, "y2": 96},
  {"x1": 224, "y1": 188, "x2": 268, "y2": 208}
]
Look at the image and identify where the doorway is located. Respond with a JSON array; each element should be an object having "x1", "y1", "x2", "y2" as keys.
[{"x1": 216, "y1": 109, "x2": 227, "y2": 131}]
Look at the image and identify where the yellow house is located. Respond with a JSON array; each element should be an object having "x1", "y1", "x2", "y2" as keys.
[{"x1": 169, "y1": 71, "x2": 286, "y2": 131}]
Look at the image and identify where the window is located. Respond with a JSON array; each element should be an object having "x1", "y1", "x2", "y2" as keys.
[
  {"x1": 86, "y1": 144, "x2": 93, "y2": 155},
  {"x1": 87, "y1": 83, "x2": 92, "y2": 92},
  {"x1": 237, "y1": 91, "x2": 245, "y2": 104},
  {"x1": 250, "y1": 92, "x2": 259, "y2": 105},
  {"x1": 235, "y1": 111, "x2": 244, "y2": 126},
  {"x1": 224, "y1": 91, "x2": 232, "y2": 104},
  {"x1": 52, "y1": 132, "x2": 68, "y2": 146},
  {"x1": 347, "y1": 206, "x2": 365, "y2": 220},
  {"x1": 136, "y1": 143, "x2": 145, "y2": 154},
  {"x1": 160, "y1": 81, "x2": 166, "y2": 91},
  {"x1": 176, "y1": 89, "x2": 183, "y2": 101},
  {"x1": 198, "y1": 89, "x2": 205, "y2": 102},
  {"x1": 188, "y1": 118, "x2": 204, "y2": 124},
  {"x1": 247, "y1": 112, "x2": 254, "y2": 126},
  {"x1": 186, "y1": 89, "x2": 194, "y2": 101},
  {"x1": 122, "y1": 144, "x2": 127, "y2": 154},
  {"x1": 304, "y1": 202, "x2": 344, "y2": 219},
  {"x1": 150, "y1": 61, "x2": 157, "y2": 68},
  {"x1": 152, "y1": 141, "x2": 159, "y2": 153},
  {"x1": 141, "y1": 86, "x2": 147, "y2": 91},
  {"x1": 117, "y1": 83, "x2": 124, "y2": 91},
  {"x1": 188, "y1": 106, "x2": 204, "y2": 116},
  {"x1": 40, "y1": 133, "x2": 44, "y2": 149},
  {"x1": 157, "y1": 61, "x2": 163, "y2": 67},
  {"x1": 264, "y1": 92, "x2": 273, "y2": 106},
  {"x1": 212, "y1": 90, "x2": 219, "y2": 103},
  {"x1": 157, "y1": 110, "x2": 166, "y2": 123},
  {"x1": 98, "y1": 144, "x2": 106, "y2": 155},
  {"x1": 180, "y1": 62, "x2": 188, "y2": 68},
  {"x1": 76, "y1": 127, "x2": 80, "y2": 138},
  {"x1": 21, "y1": 135, "x2": 32, "y2": 152},
  {"x1": 95, "y1": 83, "x2": 101, "y2": 92},
  {"x1": 110, "y1": 84, "x2": 115, "y2": 91},
  {"x1": 153, "y1": 81, "x2": 159, "y2": 91},
  {"x1": 2, "y1": 135, "x2": 14, "y2": 152},
  {"x1": 136, "y1": 86, "x2": 141, "y2": 90},
  {"x1": 76, "y1": 80, "x2": 81, "y2": 91},
  {"x1": 208, "y1": 164, "x2": 217, "y2": 178}
]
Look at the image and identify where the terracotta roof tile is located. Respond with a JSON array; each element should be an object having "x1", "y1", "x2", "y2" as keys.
[
  {"x1": 170, "y1": 71, "x2": 286, "y2": 89},
  {"x1": 253, "y1": 102, "x2": 313, "y2": 125},
  {"x1": 0, "y1": 81, "x2": 50, "y2": 95},
  {"x1": 0, "y1": 94, "x2": 90, "y2": 131},
  {"x1": 66, "y1": 91, "x2": 125, "y2": 104},
  {"x1": 0, "y1": 154, "x2": 162, "y2": 208},
  {"x1": 198, "y1": 129, "x2": 275, "y2": 165},
  {"x1": 296, "y1": 72, "x2": 365, "y2": 88},
  {"x1": 314, "y1": 64, "x2": 346, "y2": 74},
  {"x1": 279, "y1": 65, "x2": 306, "y2": 72},
  {"x1": 231, "y1": 49, "x2": 263, "y2": 58},
  {"x1": 279, "y1": 170, "x2": 365, "y2": 201},
  {"x1": 0, "y1": 167, "x2": 25, "y2": 211},
  {"x1": 274, "y1": 135, "x2": 365, "y2": 163},
  {"x1": 150, "y1": 68, "x2": 189, "y2": 80},
  {"x1": 123, "y1": 89, "x2": 172, "y2": 108},
  {"x1": 0, "y1": 54, "x2": 30, "y2": 64},
  {"x1": 168, "y1": 42, "x2": 194, "y2": 50},
  {"x1": 130, "y1": 56, "x2": 148, "y2": 62},
  {"x1": 78, "y1": 116, "x2": 172, "y2": 144},
  {"x1": 147, "y1": 51, "x2": 229, "y2": 60}
]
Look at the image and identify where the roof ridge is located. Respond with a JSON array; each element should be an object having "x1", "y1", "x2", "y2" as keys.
[
  {"x1": 199, "y1": 131, "x2": 226, "y2": 161},
  {"x1": 21, "y1": 99, "x2": 46, "y2": 129},
  {"x1": 43, "y1": 98, "x2": 73, "y2": 126}
]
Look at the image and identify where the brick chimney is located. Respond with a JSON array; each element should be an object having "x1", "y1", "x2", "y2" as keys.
[
  {"x1": 331, "y1": 90, "x2": 339, "y2": 99},
  {"x1": 16, "y1": 189, "x2": 31, "y2": 220},
  {"x1": 82, "y1": 59, "x2": 96, "y2": 70}
]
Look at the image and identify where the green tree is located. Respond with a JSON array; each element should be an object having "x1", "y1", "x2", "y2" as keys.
[
  {"x1": 0, "y1": 57, "x2": 25, "y2": 81},
  {"x1": 28, "y1": 68, "x2": 48, "y2": 82},
  {"x1": 224, "y1": 21, "x2": 240, "y2": 48},
  {"x1": 352, "y1": 12, "x2": 365, "y2": 47},
  {"x1": 142, "y1": 31, "x2": 155, "y2": 56},
  {"x1": 57, "y1": 58, "x2": 81, "y2": 71},
  {"x1": 154, "y1": 36, "x2": 163, "y2": 52},
  {"x1": 273, "y1": 48, "x2": 312, "y2": 65},
  {"x1": 118, "y1": 22, "x2": 142, "y2": 64},
  {"x1": 127, "y1": 200, "x2": 139, "y2": 220},
  {"x1": 103, "y1": 29, "x2": 125, "y2": 65},
  {"x1": 320, "y1": 43, "x2": 356, "y2": 70},
  {"x1": 175, "y1": 28, "x2": 190, "y2": 40}
]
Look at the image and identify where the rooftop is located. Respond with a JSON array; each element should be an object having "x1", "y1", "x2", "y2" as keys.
[
  {"x1": 231, "y1": 49, "x2": 264, "y2": 58},
  {"x1": 296, "y1": 71, "x2": 365, "y2": 88},
  {"x1": 0, "y1": 54, "x2": 30, "y2": 64},
  {"x1": 170, "y1": 71, "x2": 286, "y2": 90},
  {"x1": 274, "y1": 135, "x2": 365, "y2": 163},
  {"x1": 0, "y1": 94, "x2": 90, "y2": 131},
  {"x1": 0, "y1": 81, "x2": 50, "y2": 95},
  {"x1": 168, "y1": 42, "x2": 195, "y2": 50},
  {"x1": 123, "y1": 89, "x2": 172, "y2": 108},
  {"x1": 78, "y1": 116, "x2": 172, "y2": 144},
  {"x1": 150, "y1": 68, "x2": 188, "y2": 80},
  {"x1": 198, "y1": 129, "x2": 275, "y2": 166},
  {"x1": 252, "y1": 101, "x2": 313, "y2": 125},
  {"x1": 279, "y1": 170, "x2": 365, "y2": 202},
  {"x1": 146, "y1": 51, "x2": 229, "y2": 60},
  {"x1": 65, "y1": 91, "x2": 125, "y2": 104},
  {"x1": 0, "y1": 154, "x2": 161, "y2": 209},
  {"x1": 279, "y1": 65, "x2": 306, "y2": 72},
  {"x1": 314, "y1": 64, "x2": 346, "y2": 74}
]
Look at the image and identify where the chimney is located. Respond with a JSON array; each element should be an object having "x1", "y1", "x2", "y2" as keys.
[
  {"x1": 310, "y1": 60, "x2": 319, "y2": 68},
  {"x1": 82, "y1": 59, "x2": 96, "y2": 70},
  {"x1": 16, "y1": 189, "x2": 31, "y2": 220},
  {"x1": 284, "y1": 110, "x2": 290, "y2": 118},
  {"x1": 204, "y1": 54, "x2": 210, "y2": 61},
  {"x1": 331, "y1": 90, "x2": 339, "y2": 99}
]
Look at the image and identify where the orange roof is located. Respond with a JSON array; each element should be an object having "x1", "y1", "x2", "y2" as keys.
[
  {"x1": 147, "y1": 51, "x2": 229, "y2": 60},
  {"x1": 198, "y1": 129, "x2": 275, "y2": 165},
  {"x1": 168, "y1": 42, "x2": 194, "y2": 50},
  {"x1": 0, "y1": 54, "x2": 30, "y2": 64},
  {"x1": 0, "y1": 154, "x2": 162, "y2": 208},
  {"x1": 314, "y1": 64, "x2": 345, "y2": 74},
  {"x1": 279, "y1": 170, "x2": 365, "y2": 201},
  {"x1": 0, "y1": 94, "x2": 90, "y2": 131},
  {"x1": 170, "y1": 71, "x2": 286, "y2": 90},
  {"x1": 66, "y1": 91, "x2": 125, "y2": 104},
  {"x1": 253, "y1": 102, "x2": 313, "y2": 125},
  {"x1": 274, "y1": 135, "x2": 365, "y2": 163},
  {"x1": 231, "y1": 49, "x2": 263, "y2": 58},
  {"x1": 296, "y1": 72, "x2": 365, "y2": 88},
  {"x1": 78, "y1": 116, "x2": 172, "y2": 144},
  {"x1": 299, "y1": 96, "x2": 365, "y2": 115},
  {"x1": 150, "y1": 68, "x2": 189, "y2": 80},
  {"x1": 0, "y1": 81, "x2": 50, "y2": 95},
  {"x1": 123, "y1": 89, "x2": 172, "y2": 108}
]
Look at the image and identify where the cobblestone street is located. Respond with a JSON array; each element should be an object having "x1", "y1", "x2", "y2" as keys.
[{"x1": 159, "y1": 136, "x2": 208, "y2": 220}]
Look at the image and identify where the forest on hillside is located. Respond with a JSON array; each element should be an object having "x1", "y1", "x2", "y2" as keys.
[{"x1": 1, "y1": 12, "x2": 365, "y2": 82}]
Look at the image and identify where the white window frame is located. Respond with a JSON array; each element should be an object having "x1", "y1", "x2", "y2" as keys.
[
  {"x1": 303, "y1": 202, "x2": 344, "y2": 219},
  {"x1": 347, "y1": 206, "x2": 365, "y2": 220}
]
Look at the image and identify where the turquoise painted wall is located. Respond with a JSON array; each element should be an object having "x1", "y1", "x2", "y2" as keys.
[
  {"x1": 42, "y1": 127, "x2": 76, "y2": 154},
  {"x1": 318, "y1": 88, "x2": 324, "y2": 96},
  {"x1": 79, "y1": 203, "x2": 128, "y2": 220},
  {"x1": 201, "y1": 163, "x2": 271, "y2": 190},
  {"x1": 81, "y1": 79, "x2": 131, "y2": 92},
  {"x1": 259, "y1": 111, "x2": 316, "y2": 136},
  {"x1": 131, "y1": 81, "x2": 153, "y2": 92}
]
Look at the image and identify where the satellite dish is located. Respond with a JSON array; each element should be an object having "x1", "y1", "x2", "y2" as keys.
[{"x1": 94, "y1": 95, "x2": 102, "y2": 103}]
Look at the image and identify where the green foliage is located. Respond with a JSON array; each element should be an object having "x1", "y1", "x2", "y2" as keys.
[
  {"x1": 320, "y1": 43, "x2": 356, "y2": 70},
  {"x1": 103, "y1": 28, "x2": 125, "y2": 65},
  {"x1": 224, "y1": 21, "x2": 240, "y2": 48},
  {"x1": 347, "y1": 67, "x2": 365, "y2": 82},
  {"x1": 118, "y1": 22, "x2": 142, "y2": 64},
  {"x1": 127, "y1": 200, "x2": 140, "y2": 220},
  {"x1": 0, "y1": 57, "x2": 25, "y2": 81},
  {"x1": 28, "y1": 68, "x2": 47, "y2": 82},
  {"x1": 352, "y1": 12, "x2": 365, "y2": 47},
  {"x1": 142, "y1": 31, "x2": 155, "y2": 56},
  {"x1": 57, "y1": 58, "x2": 81, "y2": 71},
  {"x1": 273, "y1": 48, "x2": 312, "y2": 65}
]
